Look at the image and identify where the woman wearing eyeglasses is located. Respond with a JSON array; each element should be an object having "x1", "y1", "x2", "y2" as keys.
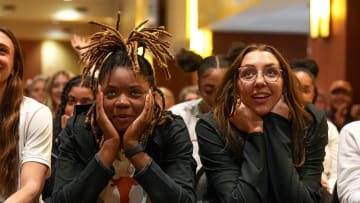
[{"x1": 196, "y1": 44, "x2": 327, "y2": 202}]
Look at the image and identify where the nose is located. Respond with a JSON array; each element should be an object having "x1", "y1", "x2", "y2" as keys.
[
  {"x1": 114, "y1": 94, "x2": 130, "y2": 107},
  {"x1": 254, "y1": 71, "x2": 266, "y2": 86}
]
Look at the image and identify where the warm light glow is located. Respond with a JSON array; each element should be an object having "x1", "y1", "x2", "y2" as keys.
[
  {"x1": 186, "y1": 0, "x2": 213, "y2": 57},
  {"x1": 310, "y1": 0, "x2": 330, "y2": 38},
  {"x1": 53, "y1": 9, "x2": 83, "y2": 21}
]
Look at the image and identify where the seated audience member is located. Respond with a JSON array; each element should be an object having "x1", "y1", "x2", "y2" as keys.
[
  {"x1": 337, "y1": 121, "x2": 360, "y2": 202},
  {"x1": 326, "y1": 80, "x2": 354, "y2": 131},
  {"x1": 196, "y1": 44, "x2": 327, "y2": 202},
  {"x1": 27, "y1": 75, "x2": 47, "y2": 103},
  {"x1": 0, "y1": 27, "x2": 52, "y2": 202},
  {"x1": 158, "y1": 86, "x2": 176, "y2": 110},
  {"x1": 45, "y1": 70, "x2": 72, "y2": 116},
  {"x1": 42, "y1": 75, "x2": 94, "y2": 198},
  {"x1": 293, "y1": 68, "x2": 339, "y2": 200},
  {"x1": 170, "y1": 49, "x2": 232, "y2": 171},
  {"x1": 46, "y1": 15, "x2": 196, "y2": 203},
  {"x1": 178, "y1": 85, "x2": 200, "y2": 103}
]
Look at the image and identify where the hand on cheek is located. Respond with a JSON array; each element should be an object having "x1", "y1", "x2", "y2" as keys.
[
  {"x1": 230, "y1": 98, "x2": 263, "y2": 133},
  {"x1": 123, "y1": 89, "x2": 154, "y2": 149}
]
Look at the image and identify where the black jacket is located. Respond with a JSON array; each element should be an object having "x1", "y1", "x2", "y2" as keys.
[
  {"x1": 196, "y1": 104, "x2": 328, "y2": 203},
  {"x1": 46, "y1": 104, "x2": 196, "y2": 203}
]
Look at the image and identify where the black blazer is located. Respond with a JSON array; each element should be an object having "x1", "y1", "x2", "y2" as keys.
[{"x1": 196, "y1": 104, "x2": 328, "y2": 203}]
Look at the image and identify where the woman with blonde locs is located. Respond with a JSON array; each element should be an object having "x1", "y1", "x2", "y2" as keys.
[
  {"x1": 196, "y1": 44, "x2": 328, "y2": 202},
  {"x1": 47, "y1": 12, "x2": 196, "y2": 203}
]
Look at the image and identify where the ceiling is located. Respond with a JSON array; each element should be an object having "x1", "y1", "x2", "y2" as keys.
[
  {"x1": 0, "y1": 0, "x2": 120, "y2": 40},
  {"x1": 210, "y1": 0, "x2": 310, "y2": 33},
  {"x1": 0, "y1": 0, "x2": 310, "y2": 40}
]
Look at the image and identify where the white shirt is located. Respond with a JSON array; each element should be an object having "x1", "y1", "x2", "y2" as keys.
[
  {"x1": 169, "y1": 99, "x2": 202, "y2": 171},
  {"x1": 0, "y1": 97, "x2": 52, "y2": 201},
  {"x1": 337, "y1": 121, "x2": 360, "y2": 202},
  {"x1": 322, "y1": 120, "x2": 339, "y2": 193}
]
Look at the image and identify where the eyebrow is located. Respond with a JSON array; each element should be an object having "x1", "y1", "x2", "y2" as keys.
[{"x1": 0, "y1": 43, "x2": 10, "y2": 53}]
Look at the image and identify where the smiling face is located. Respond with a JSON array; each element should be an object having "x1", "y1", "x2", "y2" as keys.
[
  {"x1": 102, "y1": 67, "x2": 150, "y2": 133},
  {"x1": 238, "y1": 50, "x2": 283, "y2": 116},
  {"x1": 0, "y1": 31, "x2": 14, "y2": 87}
]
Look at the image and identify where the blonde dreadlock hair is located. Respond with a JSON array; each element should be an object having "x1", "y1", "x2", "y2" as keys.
[{"x1": 79, "y1": 12, "x2": 173, "y2": 146}]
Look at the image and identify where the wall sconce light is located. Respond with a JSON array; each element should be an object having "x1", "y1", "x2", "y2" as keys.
[
  {"x1": 186, "y1": 0, "x2": 213, "y2": 57},
  {"x1": 310, "y1": 0, "x2": 331, "y2": 38}
]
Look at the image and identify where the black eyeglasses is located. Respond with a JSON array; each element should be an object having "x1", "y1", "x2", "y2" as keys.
[{"x1": 238, "y1": 66, "x2": 283, "y2": 83}]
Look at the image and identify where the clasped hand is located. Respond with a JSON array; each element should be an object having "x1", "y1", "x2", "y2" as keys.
[
  {"x1": 96, "y1": 85, "x2": 154, "y2": 150},
  {"x1": 230, "y1": 97, "x2": 289, "y2": 133}
]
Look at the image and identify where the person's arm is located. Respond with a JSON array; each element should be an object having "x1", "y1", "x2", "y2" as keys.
[
  {"x1": 5, "y1": 162, "x2": 48, "y2": 203},
  {"x1": 263, "y1": 111, "x2": 328, "y2": 203},
  {"x1": 337, "y1": 121, "x2": 360, "y2": 202},
  {"x1": 6, "y1": 103, "x2": 52, "y2": 203},
  {"x1": 48, "y1": 114, "x2": 114, "y2": 203},
  {"x1": 133, "y1": 116, "x2": 196, "y2": 203},
  {"x1": 325, "y1": 121, "x2": 339, "y2": 193},
  {"x1": 196, "y1": 116, "x2": 267, "y2": 203}
]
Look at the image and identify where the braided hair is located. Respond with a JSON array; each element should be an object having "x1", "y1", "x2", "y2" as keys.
[{"x1": 79, "y1": 12, "x2": 173, "y2": 146}]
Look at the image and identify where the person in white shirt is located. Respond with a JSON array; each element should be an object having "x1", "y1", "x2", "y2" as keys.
[
  {"x1": 170, "y1": 49, "x2": 232, "y2": 170},
  {"x1": 337, "y1": 121, "x2": 360, "y2": 202},
  {"x1": 0, "y1": 27, "x2": 52, "y2": 202}
]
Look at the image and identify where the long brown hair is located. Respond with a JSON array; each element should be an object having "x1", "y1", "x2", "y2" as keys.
[
  {"x1": 213, "y1": 44, "x2": 311, "y2": 166},
  {"x1": 0, "y1": 27, "x2": 24, "y2": 197}
]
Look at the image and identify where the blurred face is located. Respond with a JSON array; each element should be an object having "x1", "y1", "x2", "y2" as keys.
[
  {"x1": 30, "y1": 80, "x2": 46, "y2": 103},
  {"x1": 0, "y1": 31, "x2": 14, "y2": 87},
  {"x1": 199, "y1": 68, "x2": 227, "y2": 108},
  {"x1": 294, "y1": 71, "x2": 315, "y2": 104},
  {"x1": 329, "y1": 90, "x2": 352, "y2": 112},
  {"x1": 184, "y1": 92, "x2": 200, "y2": 102},
  {"x1": 51, "y1": 74, "x2": 70, "y2": 107},
  {"x1": 238, "y1": 50, "x2": 283, "y2": 116},
  {"x1": 64, "y1": 86, "x2": 94, "y2": 117},
  {"x1": 102, "y1": 67, "x2": 150, "y2": 133}
]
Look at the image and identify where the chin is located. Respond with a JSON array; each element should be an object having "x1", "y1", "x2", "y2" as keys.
[{"x1": 253, "y1": 107, "x2": 272, "y2": 117}]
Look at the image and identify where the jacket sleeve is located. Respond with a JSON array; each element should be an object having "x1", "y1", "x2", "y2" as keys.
[
  {"x1": 263, "y1": 112, "x2": 328, "y2": 203},
  {"x1": 46, "y1": 117, "x2": 114, "y2": 203},
  {"x1": 337, "y1": 121, "x2": 360, "y2": 202},
  {"x1": 134, "y1": 116, "x2": 196, "y2": 203},
  {"x1": 196, "y1": 117, "x2": 266, "y2": 203}
]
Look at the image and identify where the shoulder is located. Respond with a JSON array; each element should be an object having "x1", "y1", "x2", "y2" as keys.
[
  {"x1": 305, "y1": 103, "x2": 327, "y2": 124},
  {"x1": 20, "y1": 97, "x2": 52, "y2": 126},
  {"x1": 152, "y1": 111, "x2": 192, "y2": 144},
  {"x1": 21, "y1": 96, "x2": 51, "y2": 115},
  {"x1": 197, "y1": 112, "x2": 218, "y2": 128},
  {"x1": 169, "y1": 99, "x2": 201, "y2": 115},
  {"x1": 340, "y1": 121, "x2": 360, "y2": 135},
  {"x1": 157, "y1": 111, "x2": 188, "y2": 133}
]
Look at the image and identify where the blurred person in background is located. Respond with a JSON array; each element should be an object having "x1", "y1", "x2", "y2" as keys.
[
  {"x1": 178, "y1": 85, "x2": 200, "y2": 103},
  {"x1": 292, "y1": 67, "x2": 339, "y2": 202},
  {"x1": 158, "y1": 86, "x2": 175, "y2": 110},
  {"x1": 170, "y1": 49, "x2": 232, "y2": 172},
  {"x1": 45, "y1": 70, "x2": 72, "y2": 116},
  {"x1": 326, "y1": 80, "x2": 354, "y2": 131},
  {"x1": 27, "y1": 75, "x2": 47, "y2": 103},
  {"x1": 42, "y1": 75, "x2": 94, "y2": 198}
]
